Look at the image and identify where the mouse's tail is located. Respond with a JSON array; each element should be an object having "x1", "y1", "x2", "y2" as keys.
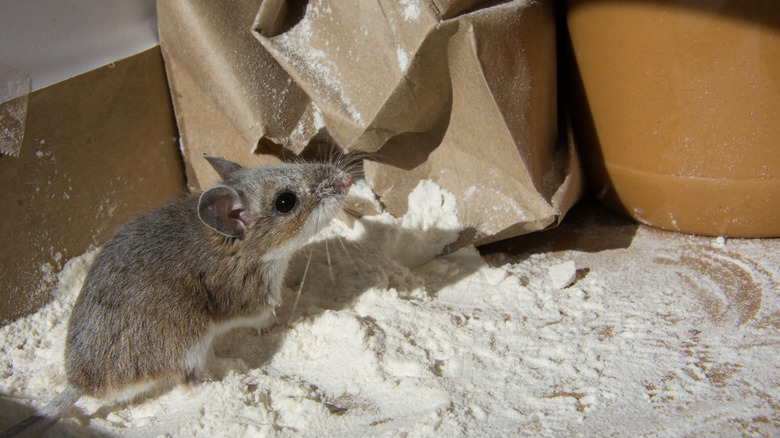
[{"x1": 0, "y1": 384, "x2": 82, "y2": 438}]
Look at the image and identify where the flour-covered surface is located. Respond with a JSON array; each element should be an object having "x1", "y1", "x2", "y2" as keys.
[{"x1": 1, "y1": 183, "x2": 779, "y2": 437}]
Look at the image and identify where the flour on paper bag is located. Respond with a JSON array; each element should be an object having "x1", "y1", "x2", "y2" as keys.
[{"x1": 253, "y1": 0, "x2": 582, "y2": 248}]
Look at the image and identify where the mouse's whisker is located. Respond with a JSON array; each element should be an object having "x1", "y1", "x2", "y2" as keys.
[
  {"x1": 332, "y1": 149, "x2": 368, "y2": 181},
  {"x1": 288, "y1": 245, "x2": 314, "y2": 328},
  {"x1": 289, "y1": 208, "x2": 324, "y2": 327},
  {"x1": 324, "y1": 238, "x2": 336, "y2": 286},
  {"x1": 313, "y1": 210, "x2": 336, "y2": 284},
  {"x1": 335, "y1": 233, "x2": 360, "y2": 272},
  {"x1": 329, "y1": 147, "x2": 341, "y2": 167}
]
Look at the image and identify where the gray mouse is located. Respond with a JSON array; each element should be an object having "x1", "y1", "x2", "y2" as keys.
[{"x1": 1, "y1": 154, "x2": 353, "y2": 437}]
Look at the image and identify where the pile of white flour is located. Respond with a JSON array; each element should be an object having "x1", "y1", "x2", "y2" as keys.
[{"x1": 2, "y1": 180, "x2": 779, "y2": 436}]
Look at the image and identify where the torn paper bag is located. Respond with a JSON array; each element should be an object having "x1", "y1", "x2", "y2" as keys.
[{"x1": 158, "y1": 0, "x2": 583, "y2": 247}]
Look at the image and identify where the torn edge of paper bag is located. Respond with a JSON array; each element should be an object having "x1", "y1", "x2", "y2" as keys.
[{"x1": 0, "y1": 63, "x2": 31, "y2": 157}]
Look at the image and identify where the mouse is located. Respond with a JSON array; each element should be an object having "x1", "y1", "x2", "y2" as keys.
[{"x1": 1, "y1": 154, "x2": 353, "y2": 437}]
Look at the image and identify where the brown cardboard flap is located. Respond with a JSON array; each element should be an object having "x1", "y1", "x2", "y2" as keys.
[
  {"x1": 0, "y1": 47, "x2": 185, "y2": 322},
  {"x1": 159, "y1": 0, "x2": 583, "y2": 247}
]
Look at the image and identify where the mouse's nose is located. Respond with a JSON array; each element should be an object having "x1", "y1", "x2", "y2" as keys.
[
  {"x1": 316, "y1": 172, "x2": 352, "y2": 200},
  {"x1": 336, "y1": 174, "x2": 352, "y2": 194}
]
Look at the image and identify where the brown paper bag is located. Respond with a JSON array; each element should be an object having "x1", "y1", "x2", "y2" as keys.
[
  {"x1": 158, "y1": 0, "x2": 582, "y2": 247},
  {"x1": 157, "y1": 0, "x2": 321, "y2": 188}
]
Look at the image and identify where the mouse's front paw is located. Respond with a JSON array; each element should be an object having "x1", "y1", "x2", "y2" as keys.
[{"x1": 185, "y1": 369, "x2": 210, "y2": 385}]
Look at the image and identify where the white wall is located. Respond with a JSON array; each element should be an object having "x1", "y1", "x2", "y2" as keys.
[{"x1": 0, "y1": 0, "x2": 159, "y2": 91}]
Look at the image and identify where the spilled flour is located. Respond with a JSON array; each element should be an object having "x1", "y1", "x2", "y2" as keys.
[{"x1": 2, "y1": 181, "x2": 779, "y2": 437}]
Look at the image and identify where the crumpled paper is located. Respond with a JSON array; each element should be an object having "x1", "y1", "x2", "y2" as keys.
[{"x1": 158, "y1": 0, "x2": 583, "y2": 247}]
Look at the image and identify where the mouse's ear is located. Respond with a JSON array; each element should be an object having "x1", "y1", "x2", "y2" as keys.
[
  {"x1": 202, "y1": 154, "x2": 243, "y2": 181},
  {"x1": 197, "y1": 185, "x2": 249, "y2": 238}
]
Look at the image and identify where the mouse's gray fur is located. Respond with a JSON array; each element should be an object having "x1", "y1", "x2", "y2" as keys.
[{"x1": 1, "y1": 155, "x2": 352, "y2": 437}]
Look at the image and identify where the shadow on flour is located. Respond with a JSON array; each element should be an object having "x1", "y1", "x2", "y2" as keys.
[
  {"x1": 211, "y1": 219, "x2": 484, "y2": 371},
  {"x1": 479, "y1": 195, "x2": 640, "y2": 265},
  {"x1": 0, "y1": 396, "x2": 114, "y2": 438}
]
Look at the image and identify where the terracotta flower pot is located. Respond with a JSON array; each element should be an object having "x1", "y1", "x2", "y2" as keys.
[{"x1": 566, "y1": 0, "x2": 779, "y2": 237}]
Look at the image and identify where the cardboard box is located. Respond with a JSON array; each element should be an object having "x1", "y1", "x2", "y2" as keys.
[{"x1": 0, "y1": 47, "x2": 185, "y2": 321}]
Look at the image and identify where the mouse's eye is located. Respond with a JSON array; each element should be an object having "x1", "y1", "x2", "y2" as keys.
[{"x1": 274, "y1": 192, "x2": 297, "y2": 214}]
